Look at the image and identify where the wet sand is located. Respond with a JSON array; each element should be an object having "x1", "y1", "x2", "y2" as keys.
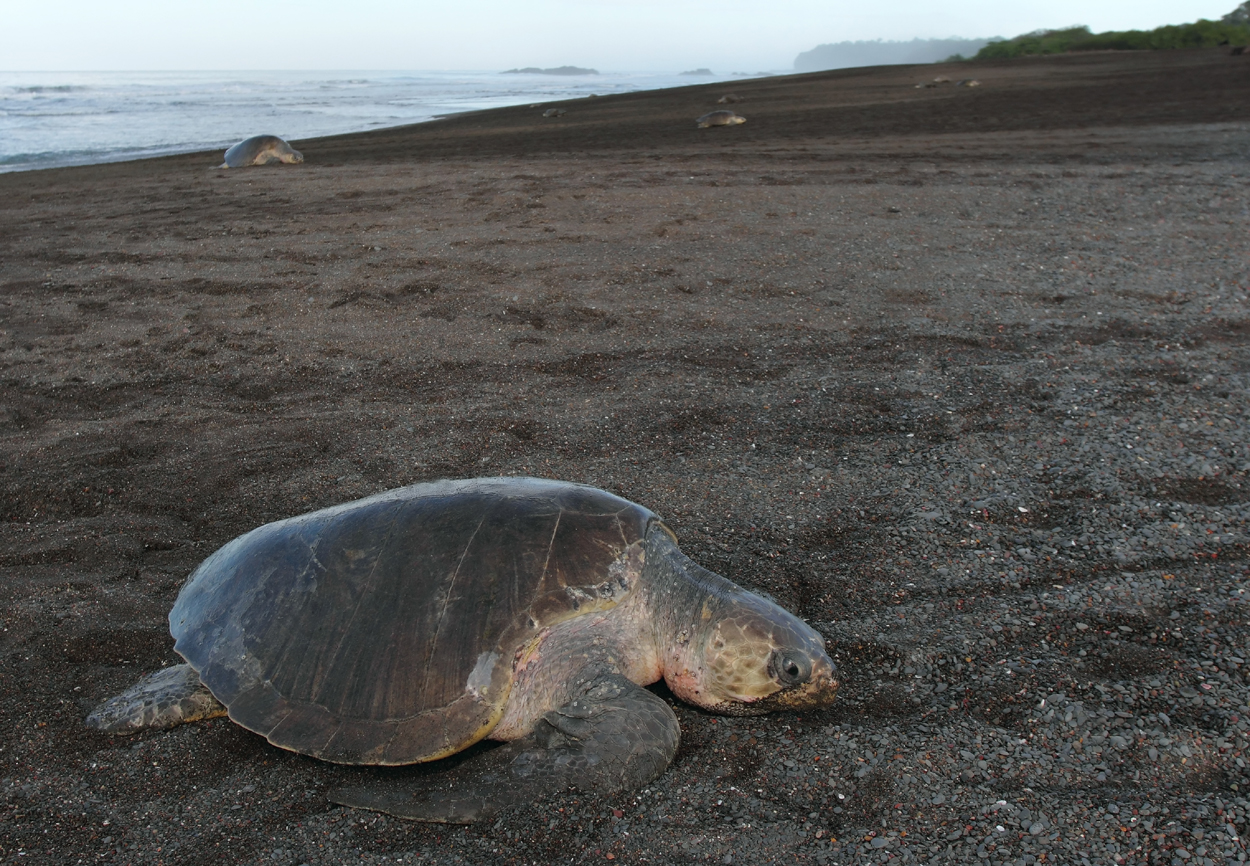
[{"x1": 2, "y1": 48, "x2": 1250, "y2": 864}]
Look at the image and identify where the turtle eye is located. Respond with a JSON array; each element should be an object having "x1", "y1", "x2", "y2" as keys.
[{"x1": 769, "y1": 650, "x2": 810, "y2": 686}]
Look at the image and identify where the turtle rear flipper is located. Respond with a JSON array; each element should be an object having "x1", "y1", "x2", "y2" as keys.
[
  {"x1": 328, "y1": 673, "x2": 680, "y2": 823},
  {"x1": 87, "y1": 664, "x2": 227, "y2": 733}
]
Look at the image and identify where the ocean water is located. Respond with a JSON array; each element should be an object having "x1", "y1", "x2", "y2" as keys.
[{"x1": 0, "y1": 69, "x2": 745, "y2": 173}]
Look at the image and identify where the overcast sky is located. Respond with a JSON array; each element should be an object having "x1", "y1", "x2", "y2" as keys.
[{"x1": 2, "y1": 1, "x2": 1239, "y2": 72}]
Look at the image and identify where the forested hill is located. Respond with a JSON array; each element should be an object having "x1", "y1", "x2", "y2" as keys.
[{"x1": 976, "y1": 4, "x2": 1250, "y2": 60}]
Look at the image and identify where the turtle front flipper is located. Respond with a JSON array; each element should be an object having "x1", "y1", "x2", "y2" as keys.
[
  {"x1": 329, "y1": 673, "x2": 680, "y2": 823},
  {"x1": 86, "y1": 664, "x2": 227, "y2": 733}
]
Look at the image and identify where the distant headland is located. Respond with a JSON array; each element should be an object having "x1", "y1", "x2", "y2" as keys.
[
  {"x1": 794, "y1": 38, "x2": 995, "y2": 72},
  {"x1": 502, "y1": 66, "x2": 598, "y2": 76}
]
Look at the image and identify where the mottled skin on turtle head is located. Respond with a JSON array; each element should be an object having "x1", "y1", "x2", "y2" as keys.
[
  {"x1": 644, "y1": 529, "x2": 837, "y2": 715},
  {"x1": 487, "y1": 525, "x2": 838, "y2": 739}
]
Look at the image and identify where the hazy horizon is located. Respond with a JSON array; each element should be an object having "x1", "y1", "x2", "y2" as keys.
[{"x1": 2, "y1": 1, "x2": 1238, "y2": 73}]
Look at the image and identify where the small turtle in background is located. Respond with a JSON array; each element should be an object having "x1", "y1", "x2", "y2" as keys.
[
  {"x1": 219, "y1": 135, "x2": 303, "y2": 168},
  {"x1": 697, "y1": 110, "x2": 746, "y2": 128},
  {"x1": 717, "y1": 93, "x2": 742, "y2": 104},
  {"x1": 87, "y1": 478, "x2": 838, "y2": 824},
  {"x1": 542, "y1": 108, "x2": 566, "y2": 118},
  {"x1": 955, "y1": 79, "x2": 982, "y2": 87}
]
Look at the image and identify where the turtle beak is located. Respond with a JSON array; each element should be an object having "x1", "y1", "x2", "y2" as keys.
[
  {"x1": 695, "y1": 590, "x2": 841, "y2": 714},
  {"x1": 773, "y1": 651, "x2": 839, "y2": 710},
  {"x1": 709, "y1": 648, "x2": 838, "y2": 716}
]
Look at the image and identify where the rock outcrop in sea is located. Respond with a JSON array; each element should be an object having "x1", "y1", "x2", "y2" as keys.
[{"x1": 502, "y1": 66, "x2": 598, "y2": 75}]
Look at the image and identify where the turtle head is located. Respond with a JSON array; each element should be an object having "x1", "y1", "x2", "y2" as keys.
[{"x1": 664, "y1": 588, "x2": 838, "y2": 716}]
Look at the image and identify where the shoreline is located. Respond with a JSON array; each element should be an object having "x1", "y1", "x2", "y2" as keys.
[{"x1": 0, "y1": 67, "x2": 757, "y2": 176}]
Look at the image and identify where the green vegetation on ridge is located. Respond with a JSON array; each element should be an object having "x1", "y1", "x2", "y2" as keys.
[{"x1": 971, "y1": 3, "x2": 1250, "y2": 60}]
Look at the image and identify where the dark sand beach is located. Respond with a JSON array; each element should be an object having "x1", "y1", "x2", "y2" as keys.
[{"x1": 2, "y1": 48, "x2": 1250, "y2": 864}]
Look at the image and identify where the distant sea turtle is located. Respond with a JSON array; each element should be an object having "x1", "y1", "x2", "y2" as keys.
[
  {"x1": 717, "y1": 93, "x2": 742, "y2": 104},
  {"x1": 87, "y1": 478, "x2": 838, "y2": 823},
  {"x1": 219, "y1": 135, "x2": 303, "y2": 169},
  {"x1": 542, "y1": 108, "x2": 566, "y2": 118},
  {"x1": 696, "y1": 110, "x2": 746, "y2": 129}
]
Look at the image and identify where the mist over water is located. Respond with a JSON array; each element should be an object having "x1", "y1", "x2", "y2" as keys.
[{"x1": 0, "y1": 68, "x2": 743, "y2": 173}]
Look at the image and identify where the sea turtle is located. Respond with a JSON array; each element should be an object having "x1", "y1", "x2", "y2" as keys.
[
  {"x1": 696, "y1": 110, "x2": 746, "y2": 129},
  {"x1": 87, "y1": 478, "x2": 838, "y2": 823},
  {"x1": 219, "y1": 135, "x2": 304, "y2": 169}
]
